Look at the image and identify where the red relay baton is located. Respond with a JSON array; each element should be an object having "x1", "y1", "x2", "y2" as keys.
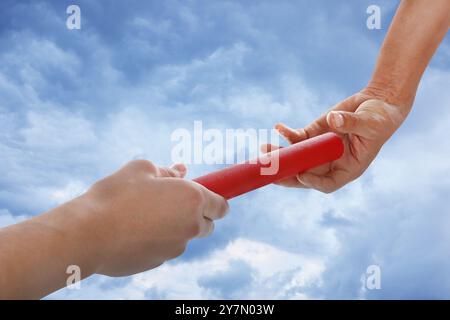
[{"x1": 193, "y1": 132, "x2": 344, "y2": 199}]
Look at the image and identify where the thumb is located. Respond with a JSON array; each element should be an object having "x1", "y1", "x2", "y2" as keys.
[{"x1": 326, "y1": 111, "x2": 366, "y2": 136}]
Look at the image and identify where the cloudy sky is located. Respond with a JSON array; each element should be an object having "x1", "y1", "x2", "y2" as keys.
[{"x1": 1, "y1": 0, "x2": 449, "y2": 299}]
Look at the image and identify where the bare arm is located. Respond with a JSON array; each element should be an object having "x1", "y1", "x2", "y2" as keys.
[
  {"x1": 0, "y1": 161, "x2": 228, "y2": 299},
  {"x1": 367, "y1": 0, "x2": 450, "y2": 111},
  {"x1": 268, "y1": 0, "x2": 450, "y2": 192},
  {"x1": 0, "y1": 199, "x2": 99, "y2": 299}
]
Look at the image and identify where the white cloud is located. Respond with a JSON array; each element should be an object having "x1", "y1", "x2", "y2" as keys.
[
  {"x1": 2, "y1": 36, "x2": 81, "y2": 89},
  {"x1": 1, "y1": 1, "x2": 450, "y2": 300},
  {"x1": 50, "y1": 238, "x2": 324, "y2": 299},
  {"x1": 21, "y1": 110, "x2": 97, "y2": 150}
]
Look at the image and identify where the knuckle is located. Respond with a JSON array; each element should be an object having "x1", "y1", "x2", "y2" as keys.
[
  {"x1": 302, "y1": 128, "x2": 311, "y2": 140},
  {"x1": 203, "y1": 221, "x2": 215, "y2": 237},
  {"x1": 218, "y1": 200, "x2": 229, "y2": 219},
  {"x1": 128, "y1": 159, "x2": 157, "y2": 174},
  {"x1": 186, "y1": 184, "x2": 206, "y2": 208}
]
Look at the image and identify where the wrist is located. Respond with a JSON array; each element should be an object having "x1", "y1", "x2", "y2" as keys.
[
  {"x1": 41, "y1": 194, "x2": 104, "y2": 279},
  {"x1": 362, "y1": 81, "x2": 414, "y2": 118}
]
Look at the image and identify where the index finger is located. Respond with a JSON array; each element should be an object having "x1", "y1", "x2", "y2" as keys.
[{"x1": 276, "y1": 94, "x2": 365, "y2": 146}]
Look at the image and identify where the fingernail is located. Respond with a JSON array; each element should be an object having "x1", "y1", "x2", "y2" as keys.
[
  {"x1": 331, "y1": 112, "x2": 344, "y2": 128},
  {"x1": 297, "y1": 174, "x2": 310, "y2": 186},
  {"x1": 170, "y1": 163, "x2": 187, "y2": 177}
]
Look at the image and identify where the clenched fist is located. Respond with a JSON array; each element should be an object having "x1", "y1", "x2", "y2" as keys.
[{"x1": 83, "y1": 160, "x2": 229, "y2": 276}]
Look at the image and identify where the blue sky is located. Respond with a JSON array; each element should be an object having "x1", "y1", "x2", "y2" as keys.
[{"x1": 1, "y1": 0, "x2": 450, "y2": 299}]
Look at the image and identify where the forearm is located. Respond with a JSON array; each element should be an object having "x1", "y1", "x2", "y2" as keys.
[
  {"x1": 366, "y1": 0, "x2": 450, "y2": 112},
  {"x1": 0, "y1": 196, "x2": 99, "y2": 299}
]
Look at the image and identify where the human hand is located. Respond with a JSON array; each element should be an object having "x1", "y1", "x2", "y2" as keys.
[
  {"x1": 77, "y1": 160, "x2": 229, "y2": 277},
  {"x1": 262, "y1": 91, "x2": 408, "y2": 193}
]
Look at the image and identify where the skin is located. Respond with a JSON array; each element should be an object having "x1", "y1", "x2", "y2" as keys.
[
  {"x1": 0, "y1": 0, "x2": 448, "y2": 300},
  {"x1": 0, "y1": 160, "x2": 229, "y2": 299},
  {"x1": 263, "y1": 0, "x2": 450, "y2": 193}
]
